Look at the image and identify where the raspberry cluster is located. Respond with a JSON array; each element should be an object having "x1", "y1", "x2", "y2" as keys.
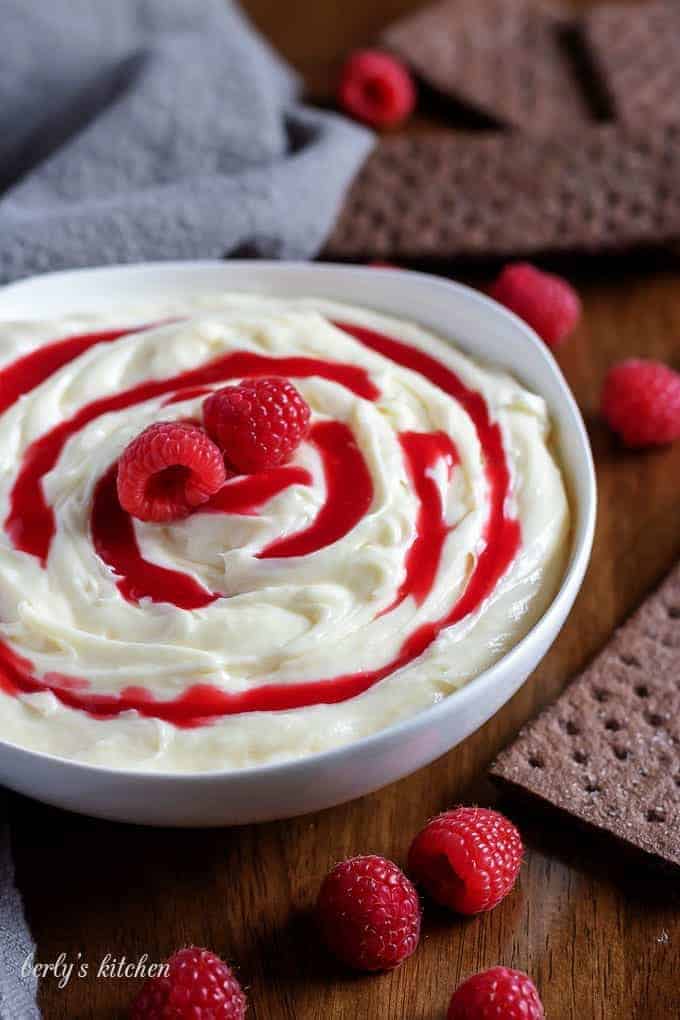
[
  {"x1": 128, "y1": 807, "x2": 539, "y2": 1018},
  {"x1": 117, "y1": 378, "x2": 311, "y2": 523}
]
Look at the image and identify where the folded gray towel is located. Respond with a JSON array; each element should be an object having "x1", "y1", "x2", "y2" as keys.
[
  {"x1": 0, "y1": 3, "x2": 372, "y2": 1015},
  {"x1": 0, "y1": 0, "x2": 373, "y2": 283},
  {"x1": 0, "y1": 798, "x2": 39, "y2": 1019}
]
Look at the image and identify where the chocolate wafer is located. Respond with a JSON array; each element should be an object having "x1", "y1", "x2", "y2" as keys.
[
  {"x1": 381, "y1": 0, "x2": 592, "y2": 134},
  {"x1": 323, "y1": 122, "x2": 680, "y2": 259},
  {"x1": 583, "y1": 0, "x2": 680, "y2": 126},
  {"x1": 490, "y1": 562, "x2": 680, "y2": 870}
]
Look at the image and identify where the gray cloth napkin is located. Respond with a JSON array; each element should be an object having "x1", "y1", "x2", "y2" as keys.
[
  {"x1": 0, "y1": 799, "x2": 39, "y2": 1019},
  {"x1": 0, "y1": 0, "x2": 373, "y2": 283},
  {"x1": 0, "y1": 2, "x2": 371, "y2": 1015}
]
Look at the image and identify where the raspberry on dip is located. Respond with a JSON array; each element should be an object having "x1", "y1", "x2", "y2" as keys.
[{"x1": 0, "y1": 295, "x2": 569, "y2": 771}]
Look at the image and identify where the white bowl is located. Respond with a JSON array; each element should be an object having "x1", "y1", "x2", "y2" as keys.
[{"x1": 0, "y1": 261, "x2": 596, "y2": 826}]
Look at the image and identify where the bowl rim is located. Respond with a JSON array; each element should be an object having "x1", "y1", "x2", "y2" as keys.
[{"x1": 0, "y1": 259, "x2": 597, "y2": 782}]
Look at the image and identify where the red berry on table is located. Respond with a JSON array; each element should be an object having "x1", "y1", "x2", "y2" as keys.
[
  {"x1": 407, "y1": 806, "x2": 523, "y2": 914},
  {"x1": 117, "y1": 422, "x2": 226, "y2": 523},
  {"x1": 448, "y1": 967, "x2": 544, "y2": 1020},
  {"x1": 316, "y1": 854, "x2": 421, "y2": 971},
  {"x1": 601, "y1": 358, "x2": 680, "y2": 448},
  {"x1": 129, "y1": 946, "x2": 246, "y2": 1020},
  {"x1": 489, "y1": 262, "x2": 581, "y2": 348},
  {"x1": 338, "y1": 50, "x2": 416, "y2": 129},
  {"x1": 203, "y1": 377, "x2": 311, "y2": 473}
]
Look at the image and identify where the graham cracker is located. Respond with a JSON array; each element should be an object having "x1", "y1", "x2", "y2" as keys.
[
  {"x1": 490, "y1": 562, "x2": 680, "y2": 870},
  {"x1": 381, "y1": 0, "x2": 592, "y2": 133},
  {"x1": 584, "y1": 0, "x2": 680, "y2": 126},
  {"x1": 323, "y1": 122, "x2": 680, "y2": 259}
]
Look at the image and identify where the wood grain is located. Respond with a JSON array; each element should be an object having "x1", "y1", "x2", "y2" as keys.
[{"x1": 12, "y1": 2, "x2": 680, "y2": 1018}]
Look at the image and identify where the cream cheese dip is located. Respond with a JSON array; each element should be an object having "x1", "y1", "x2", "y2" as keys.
[{"x1": 0, "y1": 294, "x2": 569, "y2": 770}]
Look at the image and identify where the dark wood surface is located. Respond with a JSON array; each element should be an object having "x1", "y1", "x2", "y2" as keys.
[{"x1": 13, "y1": 2, "x2": 680, "y2": 1018}]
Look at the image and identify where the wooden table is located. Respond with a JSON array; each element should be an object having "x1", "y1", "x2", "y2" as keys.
[{"x1": 14, "y1": 2, "x2": 680, "y2": 1017}]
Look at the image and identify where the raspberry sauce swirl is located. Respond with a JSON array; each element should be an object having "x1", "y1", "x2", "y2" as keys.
[{"x1": 0, "y1": 297, "x2": 569, "y2": 768}]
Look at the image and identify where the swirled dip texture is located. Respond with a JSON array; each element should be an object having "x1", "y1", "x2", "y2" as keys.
[{"x1": 0, "y1": 295, "x2": 569, "y2": 770}]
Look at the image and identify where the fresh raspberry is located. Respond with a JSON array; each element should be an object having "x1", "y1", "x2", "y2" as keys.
[
  {"x1": 448, "y1": 967, "x2": 544, "y2": 1020},
  {"x1": 117, "y1": 422, "x2": 226, "y2": 523},
  {"x1": 407, "y1": 807, "x2": 523, "y2": 914},
  {"x1": 601, "y1": 358, "x2": 680, "y2": 448},
  {"x1": 316, "y1": 854, "x2": 421, "y2": 971},
  {"x1": 489, "y1": 262, "x2": 581, "y2": 348},
  {"x1": 129, "y1": 946, "x2": 246, "y2": 1020},
  {"x1": 203, "y1": 378, "x2": 311, "y2": 473},
  {"x1": 338, "y1": 50, "x2": 416, "y2": 129}
]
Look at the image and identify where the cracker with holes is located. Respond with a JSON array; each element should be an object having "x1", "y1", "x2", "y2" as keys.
[
  {"x1": 324, "y1": 122, "x2": 680, "y2": 259},
  {"x1": 380, "y1": 0, "x2": 592, "y2": 133},
  {"x1": 490, "y1": 562, "x2": 680, "y2": 870}
]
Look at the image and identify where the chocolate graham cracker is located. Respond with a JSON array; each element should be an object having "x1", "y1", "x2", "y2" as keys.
[
  {"x1": 490, "y1": 563, "x2": 680, "y2": 870},
  {"x1": 584, "y1": 0, "x2": 680, "y2": 126},
  {"x1": 324, "y1": 121, "x2": 680, "y2": 259},
  {"x1": 381, "y1": 0, "x2": 592, "y2": 134}
]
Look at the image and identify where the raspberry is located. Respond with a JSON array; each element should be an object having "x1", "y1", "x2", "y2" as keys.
[
  {"x1": 117, "y1": 422, "x2": 226, "y2": 523},
  {"x1": 601, "y1": 358, "x2": 680, "y2": 448},
  {"x1": 338, "y1": 50, "x2": 416, "y2": 129},
  {"x1": 203, "y1": 378, "x2": 311, "y2": 473},
  {"x1": 316, "y1": 854, "x2": 421, "y2": 971},
  {"x1": 489, "y1": 262, "x2": 581, "y2": 348},
  {"x1": 448, "y1": 967, "x2": 544, "y2": 1020},
  {"x1": 407, "y1": 807, "x2": 523, "y2": 914},
  {"x1": 129, "y1": 946, "x2": 246, "y2": 1020}
]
